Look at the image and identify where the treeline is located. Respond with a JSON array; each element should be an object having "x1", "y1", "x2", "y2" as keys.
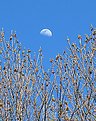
[{"x1": 0, "y1": 26, "x2": 96, "y2": 121}]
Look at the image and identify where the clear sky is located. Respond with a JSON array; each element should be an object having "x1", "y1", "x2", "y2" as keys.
[{"x1": 0, "y1": 0, "x2": 96, "y2": 69}]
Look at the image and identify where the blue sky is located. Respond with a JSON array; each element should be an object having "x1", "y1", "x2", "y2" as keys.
[{"x1": 0, "y1": 0, "x2": 96, "y2": 69}]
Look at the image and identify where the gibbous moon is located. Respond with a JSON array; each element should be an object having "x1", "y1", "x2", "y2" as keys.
[{"x1": 40, "y1": 29, "x2": 52, "y2": 37}]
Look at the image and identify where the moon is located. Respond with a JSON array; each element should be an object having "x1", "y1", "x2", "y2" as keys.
[{"x1": 40, "y1": 29, "x2": 52, "y2": 37}]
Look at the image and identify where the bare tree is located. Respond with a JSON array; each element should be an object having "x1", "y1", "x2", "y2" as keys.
[{"x1": 0, "y1": 26, "x2": 96, "y2": 121}]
